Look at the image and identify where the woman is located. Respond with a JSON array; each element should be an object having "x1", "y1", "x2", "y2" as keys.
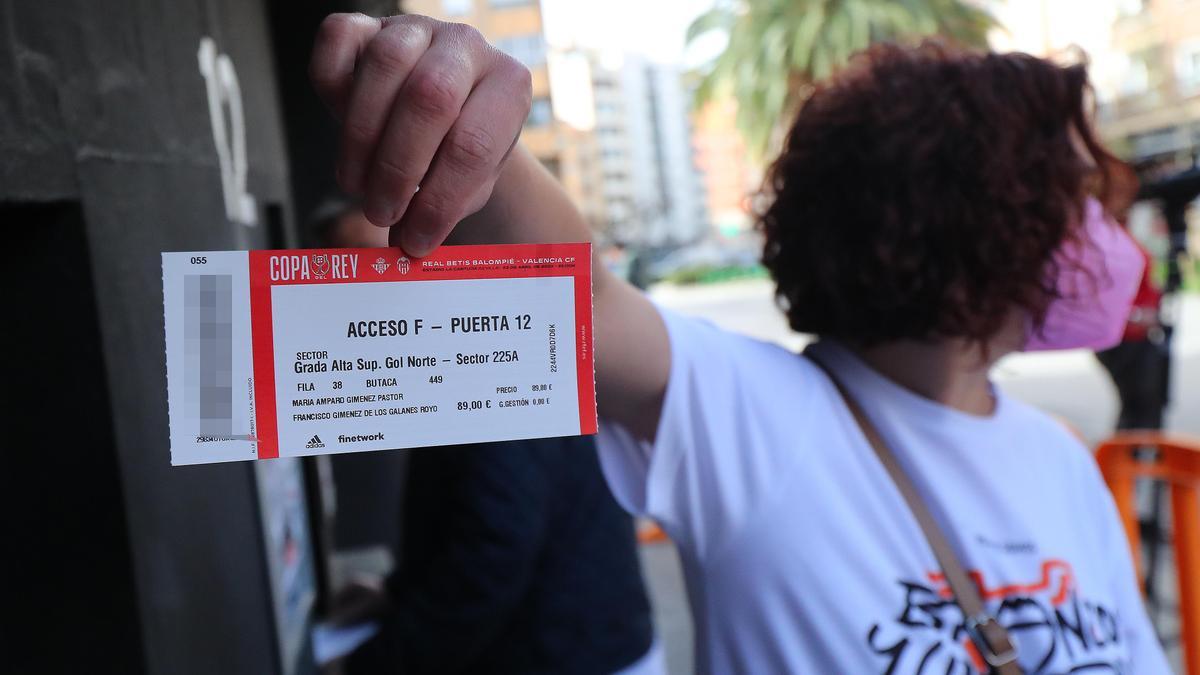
[{"x1": 310, "y1": 14, "x2": 1169, "y2": 672}]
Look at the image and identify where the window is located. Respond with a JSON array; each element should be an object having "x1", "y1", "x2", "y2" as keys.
[
  {"x1": 1117, "y1": 0, "x2": 1145, "y2": 17},
  {"x1": 527, "y1": 97, "x2": 553, "y2": 127},
  {"x1": 495, "y1": 34, "x2": 546, "y2": 67},
  {"x1": 1177, "y1": 40, "x2": 1200, "y2": 94},
  {"x1": 1122, "y1": 46, "x2": 1165, "y2": 95},
  {"x1": 1122, "y1": 55, "x2": 1149, "y2": 95},
  {"x1": 490, "y1": 0, "x2": 532, "y2": 7},
  {"x1": 442, "y1": 0, "x2": 472, "y2": 15}
]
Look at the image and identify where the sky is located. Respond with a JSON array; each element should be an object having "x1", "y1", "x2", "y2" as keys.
[
  {"x1": 541, "y1": 0, "x2": 722, "y2": 67},
  {"x1": 988, "y1": 0, "x2": 1123, "y2": 95},
  {"x1": 540, "y1": 0, "x2": 1126, "y2": 92}
]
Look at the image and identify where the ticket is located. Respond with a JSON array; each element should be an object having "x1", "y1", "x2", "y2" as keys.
[{"x1": 162, "y1": 243, "x2": 595, "y2": 465}]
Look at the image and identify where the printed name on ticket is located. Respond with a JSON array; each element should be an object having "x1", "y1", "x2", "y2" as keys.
[{"x1": 162, "y1": 243, "x2": 596, "y2": 465}]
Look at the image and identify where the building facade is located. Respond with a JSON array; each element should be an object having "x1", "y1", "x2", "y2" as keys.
[
  {"x1": 692, "y1": 97, "x2": 758, "y2": 236},
  {"x1": 583, "y1": 51, "x2": 709, "y2": 246},
  {"x1": 992, "y1": 0, "x2": 1200, "y2": 166},
  {"x1": 1101, "y1": 0, "x2": 1200, "y2": 166}
]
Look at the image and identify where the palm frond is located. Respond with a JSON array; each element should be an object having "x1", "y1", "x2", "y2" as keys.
[{"x1": 690, "y1": 0, "x2": 999, "y2": 158}]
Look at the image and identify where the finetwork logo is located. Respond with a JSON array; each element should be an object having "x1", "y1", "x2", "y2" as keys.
[
  {"x1": 305, "y1": 434, "x2": 325, "y2": 449},
  {"x1": 338, "y1": 433, "x2": 385, "y2": 444}
]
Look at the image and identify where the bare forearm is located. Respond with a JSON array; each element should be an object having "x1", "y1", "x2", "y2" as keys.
[
  {"x1": 450, "y1": 146, "x2": 615, "y2": 291},
  {"x1": 453, "y1": 145, "x2": 668, "y2": 439}
]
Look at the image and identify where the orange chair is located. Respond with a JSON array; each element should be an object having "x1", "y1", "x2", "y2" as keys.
[
  {"x1": 636, "y1": 520, "x2": 670, "y2": 545},
  {"x1": 1096, "y1": 432, "x2": 1200, "y2": 673}
]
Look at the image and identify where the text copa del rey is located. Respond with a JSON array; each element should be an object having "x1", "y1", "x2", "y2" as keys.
[{"x1": 267, "y1": 252, "x2": 576, "y2": 282}]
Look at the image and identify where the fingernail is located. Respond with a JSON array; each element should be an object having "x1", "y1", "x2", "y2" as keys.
[
  {"x1": 364, "y1": 196, "x2": 395, "y2": 226},
  {"x1": 403, "y1": 229, "x2": 433, "y2": 257}
]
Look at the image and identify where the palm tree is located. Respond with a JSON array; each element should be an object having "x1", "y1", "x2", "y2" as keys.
[{"x1": 688, "y1": 0, "x2": 998, "y2": 157}]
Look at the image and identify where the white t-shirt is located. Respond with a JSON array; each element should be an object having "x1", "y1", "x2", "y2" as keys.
[{"x1": 598, "y1": 308, "x2": 1169, "y2": 674}]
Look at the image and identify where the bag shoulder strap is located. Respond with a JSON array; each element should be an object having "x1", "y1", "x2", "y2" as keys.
[{"x1": 807, "y1": 352, "x2": 1022, "y2": 674}]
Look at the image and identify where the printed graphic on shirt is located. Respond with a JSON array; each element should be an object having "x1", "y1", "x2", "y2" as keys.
[{"x1": 868, "y1": 559, "x2": 1129, "y2": 673}]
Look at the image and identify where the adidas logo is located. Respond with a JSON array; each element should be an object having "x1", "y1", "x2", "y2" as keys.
[{"x1": 305, "y1": 434, "x2": 325, "y2": 449}]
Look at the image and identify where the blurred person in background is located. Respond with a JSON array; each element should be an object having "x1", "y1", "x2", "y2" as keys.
[
  {"x1": 317, "y1": 204, "x2": 663, "y2": 675},
  {"x1": 310, "y1": 14, "x2": 1168, "y2": 673},
  {"x1": 1095, "y1": 244, "x2": 1167, "y2": 431},
  {"x1": 1092, "y1": 172, "x2": 1168, "y2": 432},
  {"x1": 1088, "y1": 175, "x2": 1172, "y2": 628},
  {"x1": 1092, "y1": 225, "x2": 1172, "y2": 627}
]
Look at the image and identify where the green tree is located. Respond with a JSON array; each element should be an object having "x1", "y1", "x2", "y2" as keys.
[{"x1": 688, "y1": 0, "x2": 998, "y2": 157}]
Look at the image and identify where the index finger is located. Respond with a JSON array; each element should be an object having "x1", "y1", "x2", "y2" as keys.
[{"x1": 309, "y1": 13, "x2": 384, "y2": 120}]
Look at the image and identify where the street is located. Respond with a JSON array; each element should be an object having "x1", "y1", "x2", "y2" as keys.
[{"x1": 639, "y1": 279, "x2": 1200, "y2": 674}]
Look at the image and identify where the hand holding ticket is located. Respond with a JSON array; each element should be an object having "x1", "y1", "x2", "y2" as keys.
[
  {"x1": 163, "y1": 243, "x2": 595, "y2": 465},
  {"x1": 306, "y1": 12, "x2": 672, "y2": 444},
  {"x1": 310, "y1": 14, "x2": 532, "y2": 254}
]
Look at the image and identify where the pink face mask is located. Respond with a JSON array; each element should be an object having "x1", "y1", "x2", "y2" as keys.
[{"x1": 1024, "y1": 197, "x2": 1145, "y2": 352}]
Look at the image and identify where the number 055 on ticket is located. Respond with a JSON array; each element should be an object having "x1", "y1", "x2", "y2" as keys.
[{"x1": 162, "y1": 243, "x2": 596, "y2": 465}]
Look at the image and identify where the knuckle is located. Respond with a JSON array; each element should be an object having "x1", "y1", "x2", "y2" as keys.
[
  {"x1": 344, "y1": 119, "x2": 377, "y2": 145},
  {"x1": 406, "y1": 69, "x2": 461, "y2": 119},
  {"x1": 445, "y1": 125, "x2": 497, "y2": 170},
  {"x1": 447, "y1": 21, "x2": 486, "y2": 48},
  {"x1": 515, "y1": 62, "x2": 533, "y2": 92},
  {"x1": 316, "y1": 13, "x2": 361, "y2": 45},
  {"x1": 496, "y1": 56, "x2": 533, "y2": 107},
  {"x1": 364, "y1": 26, "x2": 422, "y2": 75},
  {"x1": 516, "y1": 68, "x2": 533, "y2": 110},
  {"x1": 373, "y1": 156, "x2": 417, "y2": 186},
  {"x1": 387, "y1": 20, "x2": 431, "y2": 50},
  {"x1": 414, "y1": 189, "x2": 456, "y2": 225}
]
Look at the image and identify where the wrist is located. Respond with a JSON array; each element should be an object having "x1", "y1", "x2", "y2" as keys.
[
  {"x1": 451, "y1": 145, "x2": 539, "y2": 243},
  {"x1": 448, "y1": 143, "x2": 600, "y2": 296}
]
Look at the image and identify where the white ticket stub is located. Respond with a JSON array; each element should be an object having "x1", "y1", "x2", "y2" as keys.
[{"x1": 162, "y1": 243, "x2": 595, "y2": 465}]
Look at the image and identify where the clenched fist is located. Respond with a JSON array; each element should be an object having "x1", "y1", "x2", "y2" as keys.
[{"x1": 310, "y1": 13, "x2": 532, "y2": 256}]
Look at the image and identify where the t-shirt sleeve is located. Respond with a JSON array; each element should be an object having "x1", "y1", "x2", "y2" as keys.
[{"x1": 596, "y1": 306, "x2": 804, "y2": 561}]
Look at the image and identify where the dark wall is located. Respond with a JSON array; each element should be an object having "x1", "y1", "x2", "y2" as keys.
[
  {"x1": 4, "y1": 202, "x2": 144, "y2": 675},
  {"x1": 1, "y1": 1, "x2": 306, "y2": 673},
  {"x1": 1, "y1": 0, "x2": 408, "y2": 671}
]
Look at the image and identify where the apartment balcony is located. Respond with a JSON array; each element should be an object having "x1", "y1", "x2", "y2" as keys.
[{"x1": 1099, "y1": 78, "x2": 1200, "y2": 155}]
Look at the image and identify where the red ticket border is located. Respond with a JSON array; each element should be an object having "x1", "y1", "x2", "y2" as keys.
[{"x1": 248, "y1": 242, "x2": 596, "y2": 458}]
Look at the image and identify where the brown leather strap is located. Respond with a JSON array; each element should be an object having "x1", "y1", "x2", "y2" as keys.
[{"x1": 808, "y1": 352, "x2": 1022, "y2": 674}]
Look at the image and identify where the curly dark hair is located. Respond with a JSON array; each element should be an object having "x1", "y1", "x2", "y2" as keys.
[{"x1": 760, "y1": 41, "x2": 1127, "y2": 345}]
